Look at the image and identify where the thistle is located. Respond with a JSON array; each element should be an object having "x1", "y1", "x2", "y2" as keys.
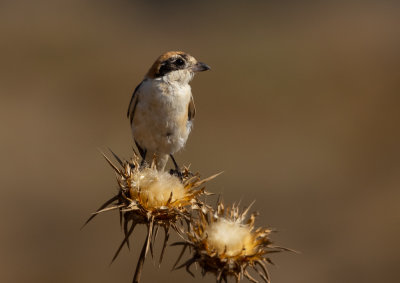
[
  {"x1": 84, "y1": 150, "x2": 219, "y2": 283},
  {"x1": 173, "y1": 201, "x2": 291, "y2": 283}
]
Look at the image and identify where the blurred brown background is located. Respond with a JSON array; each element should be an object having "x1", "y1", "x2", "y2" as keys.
[{"x1": 1, "y1": 0, "x2": 399, "y2": 282}]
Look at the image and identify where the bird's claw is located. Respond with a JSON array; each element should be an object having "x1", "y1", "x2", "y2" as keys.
[{"x1": 169, "y1": 169, "x2": 183, "y2": 181}]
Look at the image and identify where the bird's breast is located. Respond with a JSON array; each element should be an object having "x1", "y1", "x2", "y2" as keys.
[
  {"x1": 140, "y1": 79, "x2": 191, "y2": 117},
  {"x1": 131, "y1": 79, "x2": 192, "y2": 154}
]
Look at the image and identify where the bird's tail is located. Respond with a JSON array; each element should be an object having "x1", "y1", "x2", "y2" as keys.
[{"x1": 145, "y1": 152, "x2": 169, "y2": 171}]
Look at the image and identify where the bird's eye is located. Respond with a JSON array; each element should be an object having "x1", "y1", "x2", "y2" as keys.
[{"x1": 175, "y1": 58, "x2": 185, "y2": 66}]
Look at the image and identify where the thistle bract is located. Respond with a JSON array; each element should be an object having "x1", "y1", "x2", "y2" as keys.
[
  {"x1": 84, "y1": 151, "x2": 218, "y2": 283},
  {"x1": 174, "y1": 201, "x2": 290, "y2": 283}
]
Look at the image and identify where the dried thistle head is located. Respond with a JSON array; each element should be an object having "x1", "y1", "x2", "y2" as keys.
[
  {"x1": 84, "y1": 150, "x2": 219, "y2": 283},
  {"x1": 174, "y1": 201, "x2": 291, "y2": 283}
]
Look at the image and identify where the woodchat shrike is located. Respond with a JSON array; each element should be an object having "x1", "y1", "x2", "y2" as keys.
[{"x1": 127, "y1": 51, "x2": 210, "y2": 171}]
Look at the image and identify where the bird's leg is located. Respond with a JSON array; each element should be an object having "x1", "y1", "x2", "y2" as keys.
[
  {"x1": 170, "y1": 154, "x2": 179, "y2": 171},
  {"x1": 140, "y1": 150, "x2": 147, "y2": 167},
  {"x1": 169, "y1": 154, "x2": 183, "y2": 180}
]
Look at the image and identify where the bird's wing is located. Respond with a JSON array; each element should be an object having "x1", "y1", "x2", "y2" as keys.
[
  {"x1": 188, "y1": 95, "x2": 196, "y2": 121},
  {"x1": 127, "y1": 81, "x2": 143, "y2": 123}
]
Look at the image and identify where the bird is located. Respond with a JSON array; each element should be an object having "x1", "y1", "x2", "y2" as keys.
[{"x1": 127, "y1": 51, "x2": 210, "y2": 171}]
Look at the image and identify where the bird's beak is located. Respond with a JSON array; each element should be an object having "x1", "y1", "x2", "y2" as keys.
[{"x1": 192, "y1": 62, "x2": 211, "y2": 72}]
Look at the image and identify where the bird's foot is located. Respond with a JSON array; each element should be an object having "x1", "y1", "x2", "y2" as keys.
[{"x1": 169, "y1": 169, "x2": 183, "y2": 181}]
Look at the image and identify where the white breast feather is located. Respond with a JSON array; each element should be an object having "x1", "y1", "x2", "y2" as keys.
[{"x1": 132, "y1": 70, "x2": 193, "y2": 155}]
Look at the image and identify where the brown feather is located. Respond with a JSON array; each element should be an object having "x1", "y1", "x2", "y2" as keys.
[
  {"x1": 188, "y1": 95, "x2": 196, "y2": 121},
  {"x1": 127, "y1": 81, "x2": 142, "y2": 122}
]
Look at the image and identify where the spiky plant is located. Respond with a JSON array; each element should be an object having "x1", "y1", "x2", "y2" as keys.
[
  {"x1": 173, "y1": 201, "x2": 292, "y2": 283},
  {"x1": 84, "y1": 150, "x2": 219, "y2": 283}
]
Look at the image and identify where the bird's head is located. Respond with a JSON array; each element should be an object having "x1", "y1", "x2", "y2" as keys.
[{"x1": 146, "y1": 51, "x2": 210, "y2": 82}]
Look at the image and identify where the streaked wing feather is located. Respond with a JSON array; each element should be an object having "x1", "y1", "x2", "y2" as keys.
[
  {"x1": 188, "y1": 95, "x2": 196, "y2": 121},
  {"x1": 127, "y1": 81, "x2": 143, "y2": 122}
]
